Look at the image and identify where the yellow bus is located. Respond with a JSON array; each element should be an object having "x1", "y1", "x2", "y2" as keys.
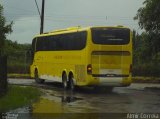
[{"x1": 30, "y1": 26, "x2": 132, "y2": 90}]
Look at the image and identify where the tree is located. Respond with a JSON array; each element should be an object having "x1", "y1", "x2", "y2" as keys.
[
  {"x1": 0, "y1": 4, "x2": 12, "y2": 55},
  {"x1": 134, "y1": 0, "x2": 160, "y2": 56}
]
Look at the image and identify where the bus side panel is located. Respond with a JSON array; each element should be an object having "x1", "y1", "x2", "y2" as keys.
[{"x1": 39, "y1": 50, "x2": 87, "y2": 84}]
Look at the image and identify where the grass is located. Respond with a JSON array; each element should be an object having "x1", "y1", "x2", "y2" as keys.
[
  {"x1": 132, "y1": 77, "x2": 160, "y2": 83},
  {"x1": 8, "y1": 73, "x2": 31, "y2": 79},
  {"x1": 0, "y1": 85, "x2": 41, "y2": 112}
]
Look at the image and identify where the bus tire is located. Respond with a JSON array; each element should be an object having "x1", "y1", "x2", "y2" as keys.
[
  {"x1": 68, "y1": 74, "x2": 75, "y2": 91},
  {"x1": 34, "y1": 70, "x2": 44, "y2": 84},
  {"x1": 62, "y1": 73, "x2": 68, "y2": 90}
]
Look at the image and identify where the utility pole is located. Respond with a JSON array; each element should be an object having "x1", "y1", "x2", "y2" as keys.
[{"x1": 40, "y1": 0, "x2": 45, "y2": 34}]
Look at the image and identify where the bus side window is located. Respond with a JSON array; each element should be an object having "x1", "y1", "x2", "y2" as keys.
[
  {"x1": 62, "y1": 34, "x2": 70, "y2": 50},
  {"x1": 36, "y1": 38, "x2": 41, "y2": 51},
  {"x1": 42, "y1": 37, "x2": 49, "y2": 51},
  {"x1": 36, "y1": 37, "x2": 47, "y2": 51},
  {"x1": 48, "y1": 36, "x2": 57, "y2": 51}
]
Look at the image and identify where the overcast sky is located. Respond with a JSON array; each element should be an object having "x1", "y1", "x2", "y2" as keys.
[{"x1": 1, "y1": 0, "x2": 145, "y2": 44}]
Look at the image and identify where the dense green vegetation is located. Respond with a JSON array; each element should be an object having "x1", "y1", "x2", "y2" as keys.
[
  {"x1": 0, "y1": 4, "x2": 12, "y2": 55},
  {"x1": 133, "y1": 0, "x2": 160, "y2": 77},
  {"x1": 0, "y1": 85, "x2": 41, "y2": 112},
  {"x1": 0, "y1": 4, "x2": 12, "y2": 96},
  {"x1": 133, "y1": 32, "x2": 160, "y2": 77},
  {"x1": 4, "y1": 40, "x2": 31, "y2": 74},
  {"x1": 1, "y1": 4, "x2": 31, "y2": 74}
]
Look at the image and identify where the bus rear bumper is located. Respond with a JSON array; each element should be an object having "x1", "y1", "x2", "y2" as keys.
[
  {"x1": 99, "y1": 77, "x2": 123, "y2": 86},
  {"x1": 92, "y1": 76, "x2": 132, "y2": 87}
]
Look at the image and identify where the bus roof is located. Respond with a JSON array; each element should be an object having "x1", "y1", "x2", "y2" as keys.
[{"x1": 34, "y1": 25, "x2": 129, "y2": 38}]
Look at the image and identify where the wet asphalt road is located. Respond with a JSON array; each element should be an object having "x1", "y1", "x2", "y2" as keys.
[{"x1": 8, "y1": 78, "x2": 160, "y2": 114}]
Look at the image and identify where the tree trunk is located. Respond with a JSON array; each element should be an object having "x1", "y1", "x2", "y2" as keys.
[{"x1": 0, "y1": 55, "x2": 8, "y2": 97}]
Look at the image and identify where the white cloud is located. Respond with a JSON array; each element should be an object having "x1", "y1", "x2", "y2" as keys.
[{"x1": 7, "y1": 17, "x2": 40, "y2": 44}]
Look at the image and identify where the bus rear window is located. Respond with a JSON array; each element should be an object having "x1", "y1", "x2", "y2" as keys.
[{"x1": 91, "y1": 28, "x2": 130, "y2": 45}]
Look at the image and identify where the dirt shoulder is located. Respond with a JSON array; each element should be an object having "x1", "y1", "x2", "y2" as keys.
[{"x1": 132, "y1": 77, "x2": 160, "y2": 83}]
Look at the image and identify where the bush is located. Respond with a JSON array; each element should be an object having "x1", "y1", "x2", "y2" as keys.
[
  {"x1": 7, "y1": 62, "x2": 30, "y2": 74},
  {"x1": 133, "y1": 63, "x2": 160, "y2": 77}
]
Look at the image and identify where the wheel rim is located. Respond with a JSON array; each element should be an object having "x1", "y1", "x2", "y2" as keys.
[
  {"x1": 63, "y1": 80, "x2": 67, "y2": 88},
  {"x1": 35, "y1": 70, "x2": 44, "y2": 83},
  {"x1": 35, "y1": 71, "x2": 38, "y2": 81},
  {"x1": 70, "y1": 77, "x2": 74, "y2": 91},
  {"x1": 62, "y1": 74, "x2": 68, "y2": 89},
  {"x1": 71, "y1": 81, "x2": 74, "y2": 90}
]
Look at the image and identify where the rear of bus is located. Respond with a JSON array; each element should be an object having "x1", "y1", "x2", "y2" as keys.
[{"x1": 89, "y1": 26, "x2": 132, "y2": 87}]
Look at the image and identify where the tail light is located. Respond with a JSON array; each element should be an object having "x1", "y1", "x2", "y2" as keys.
[
  {"x1": 87, "y1": 64, "x2": 92, "y2": 75},
  {"x1": 129, "y1": 64, "x2": 132, "y2": 73}
]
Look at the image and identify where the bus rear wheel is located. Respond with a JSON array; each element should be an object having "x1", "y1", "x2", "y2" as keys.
[
  {"x1": 34, "y1": 70, "x2": 44, "y2": 84},
  {"x1": 68, "y1": 74, "x2": 75, "y2": 91},
  {"x1": 62, "y1": 73, "x2": 68, "y2": 90}
]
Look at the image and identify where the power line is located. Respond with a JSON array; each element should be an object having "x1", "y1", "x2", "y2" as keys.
[{"x1": 34, "y1": 0, "x2": 41, "y2": 18}]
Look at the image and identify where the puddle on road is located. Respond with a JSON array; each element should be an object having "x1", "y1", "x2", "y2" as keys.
[
  {"x1": 41, "y1": 89, "x2": 83, "y2": 103},
  {"x1": 32, "y1": 89, "x2": 84, "y2": 113},
  {"x1": 32, "y1": 98, "x2": 67, "y2": 113},
  {"x1": 4, "y1": 85, "x2": 160, "y2": 118},
  {"x1": 3, "y1": 93, "x2": 101, "y2": 119},
  {"x1": 3, "y1": 90, "x2": 93, "y2": 119},
  {"x1": 3, "y1": 88, "x2": 131, "y2": 117},
  {"x1": 31, "y1": 97, "x2": 107, "y2": 119},
  {"x1": 58, "y1": 91, "x2": 83, "y2": 103}
]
